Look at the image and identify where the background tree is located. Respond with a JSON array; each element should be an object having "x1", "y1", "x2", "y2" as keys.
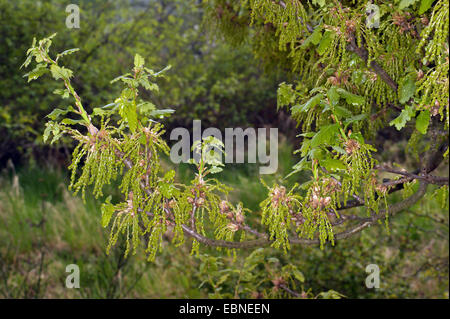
[
  {"x1": 0, "y1": 0, "x2": 281, "y2": 166},
  {"x1": 1, "y1": 0, "x2": 448, "y2": 298}
]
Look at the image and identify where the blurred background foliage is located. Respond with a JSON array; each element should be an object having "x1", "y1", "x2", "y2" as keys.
[
  {"x1": 0, "y1": 0, "x2": 287, "y2": 167},
  {"x1": 0, "y1": 0, "x2": 448, "y2": 298}
]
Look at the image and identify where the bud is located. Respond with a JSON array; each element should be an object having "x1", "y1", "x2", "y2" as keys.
[
  {"x1": 235, "y1": 212, "x2": 245, "y2": 224},
  {"x1": 142, "y1": 127, "x2": 150, "y2": 135},
  {"x1": 219, "y1": 200, "x2": 229, "y2": 213},
  {"x1": 323, "y1": 178, "x2": 339, "y2": 194},
  {"x1": 345, "y1": 20, "x2": 356, "y2": 33},
  {"x1": 321, "y1": 196, "x2": 331, "y2": 208},
  {"x1": 376, "y1": 184, "x2": 388, "y2": 194},
  {"x1": 195, "y1": 197, "x2": 205, "y2": 206},
  {"x1": 310, "y1": 193, "x2": 320, "y2": 209},
  {"x1": 98, "y1": 129, "x2": 108, "y2": 139},
  {"x1": 197, "y1": 177, "x2": 206, "y2": 188},
  {"x1": 344, "y1": 138, "x2": 360, "y2": 155},
  {"x1": 168, "y1": 199, "x2": 176, "y2": 209},
  {"x1": 271, "y1": 276, "x2": 285, "y2": 288},
  {"x1": 417, "y1": 69, "x2": 424, "y2": 80},
  {"x1": 227, "y1": 223, "x2": 239, "y2": 232},
  {"x1": 296, "y1": 215, "x2": 305, "y2": 226},
  {"x1": 87, "y1": 124, "x2": 99, "y2": 137}
]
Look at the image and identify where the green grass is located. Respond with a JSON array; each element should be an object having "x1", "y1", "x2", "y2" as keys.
[{"x1": 0, "y1": 164, "x2": 206, "y2": 298}]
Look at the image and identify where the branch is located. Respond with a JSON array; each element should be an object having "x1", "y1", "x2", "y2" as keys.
[
  {"x1": 276, "y1": 1, "x2": 399, "y2": 93},
  {"x1": 329, "y1": 180, "x2": 428, "y2": 242},
  {"x1": 346, "y1": 39, "x2": 398, "y2": 91},
  {"x1": 167, "y1": 181, "x2": 429, "y2": 249},
  {"x1": 337, "y1": 138, "x2": 448, "y2": 211},
  {"x1": 110, "y1": 126, "x2": 434, "y2": 250},
  {"x1": 377, "y1": 165, "x2": 449, "y2": 186},
  {"x1": 279, "y1": 283, "x2": 301, "y2": 298}
]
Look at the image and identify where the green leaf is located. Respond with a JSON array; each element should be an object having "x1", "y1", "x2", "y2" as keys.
[
  {"x1": 301, "y1": 26, "x2": 322, "y2": 48},
  {"x1": 101, "y1": 196, "x2": 115, "y2": 228},
  {"x1": 327, "y1": 87, "x2": 340, "y2": 106},
  {"x1": 308, "y1": 148, "x2": 326, "y2": 161},
  {"x1": 153, "y1": 65, "x2": 171, "y2": 77},
  {"x1": 389, "y1": 105, "x2": 416, "y2": 130},
  {"x1": 336, "y1": 88, "x2": 365, "y2": 106},
  {"x1": 416, "y1": 109, "x2": 431, "y2": 134},
  {"x1": 46, "y1": 107, "x2": 74, "y2": 120},
  {"x1": 24, "y1": 64, "x2": 48, "y2": 82},
  {"x1": 117, "y1": 100, "x2": 138, "y2": 132},
  {"x1": 43, "y1": 122, "x2": 56, "y2": 143},
  {"x1": 139, "y1": 77, "x2": 159, "y2": 91},
  {"x1": 127, "y1": 106, "x2": 138, "y2": 133},
  {"x1": 312, "y1": 0, "x2": 326, "y2": 7},
  {"x1": 292, "y1": 93, "x2": 323, "y2": 115},
  {"x1": 399, "y1": 75, "x2": 416, "y2": 104},
  {"x1": 299, "y1": 138, "x2": 311, "y2": 157},
  {"x1": 317, "y1": 31, "x2": 334, "y2": 56},
  {"x1": 320, "y1": 158, "x2": 346, "y2": 171},
  {"x1": 348, "y1": 131, "x2": 366, "y2": 145},
  {"x1": 208, "y1": 166, "x2": 223, "y2": 174},
  {"x1": 351, "y1": 70, "x2": 367, "y2": 85},
  {"x1": 418, "y1": 0, "x2": 434, "y2": 14},
  {"x1": 310, "y1": 124, "x2": 339, "y2": 148},
  {"x1": 61, "y1": 118, "x2": 84, "y2": 125},
  {"x1": 21, "y1": 53, "x2": 34, "y2": 69},
  {"x1": 138, "y1": 102, "x2": 156, "y2": 115},
  {"x1": 334, "y1": 106, "x2": 353, "y2": 119},
  {"x1": 50, "y1": 64, "x2": 73, "y2": 81},
  {"x1": 57, "y1": 48, "x2": 80, "y2": 59},
  {"x1": 399, "y1": 0, "x2": 419, "y2": 10},
  {"x1": 310, "y1": 27, "x2": 323, "y2": 45},
  {"x1": 43, "y1": 121, "x2": 63, "y2": 144},
  {"x1": 92, "y1": 107, "x2": 112, "y2": 116},
  {"x1": 287, "y1": 157, "x2": 311, "y2": 177},
  {"x1": 149, "y1": 109, "x2": 174, "y2": 118},
  {"x1": 53, "y1": 88, "x2": 70, "y2": 99},
  {"x1": 111, "y1": 74, "x2": 132, "y2": 84},
  {"x1": 134, "y1": 54, "x2": 145, "y2": 68},
  {"x1": 297, "y1": 132, "x2": 315, "y2": 138},
  {"x1": 332, "y1": 146, "x2": 346, "y2": 155},
  {"x1": 292, "y1": 268, "x2": 305, "y2": 283},
  {"x1": 344, "y1": 114, "x2": 368, "y2": 129},
  {"x1": 277, "y1": 82, "x2": 296, "y2": 108}
]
